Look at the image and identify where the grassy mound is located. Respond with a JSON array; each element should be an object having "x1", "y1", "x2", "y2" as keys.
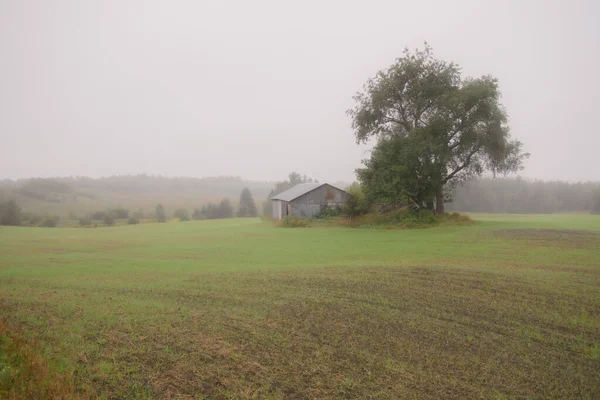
[{"x1": 277, "y1": 209, "x2": 473, "y2": 229}]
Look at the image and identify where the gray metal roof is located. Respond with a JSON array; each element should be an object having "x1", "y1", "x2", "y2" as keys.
[{"x1": 270, "y1": 183, "x2": 325, "y2": 202}]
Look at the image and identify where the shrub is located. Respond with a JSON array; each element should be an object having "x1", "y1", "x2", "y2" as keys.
[
  {"x1": 315, "y1": 205, "x2": 343, "y2": 219},
  {"x1": 91, "y1": 211, "x2": 107, "y2": 220},
  {"x1": 128, "y1": 216, "x2": 140, "y2": 224},
  {"x1": 78, "y1": 216, "x2": 92, "y2": 226},
  {"x1": 192, "y1": 208, "x2": 204, "y2": 220},
  {"x1": 173, "y1": 208, "x2": 190, "y2": 221},
  {"x1": 132, "y1": 209, "x2": 145, "y2": 219},
  {"x1": 278, "y1": 216, "x2": 311, "y2": 228},
  {"x1": 103, "y1": 215, "x2": 115, "y2": 226},
  {"x1": 156, "y1": 204, "x2": 167, "y2": 223},
  {"x1": 26, "y1": 214, "x2": 43, "y2": 226},
  {"x1": 39, "y1": 216, "x2": 59, "y2": 228},
  {"x1": 343, "y1": 182, "x2": 371, "y2": 219},
  {"x1": 110, "y1": 207, "x2": 129, "y2": 219}
]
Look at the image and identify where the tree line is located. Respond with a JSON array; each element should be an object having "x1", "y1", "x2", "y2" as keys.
[
  {"x1": 448, "y1": 178, "x2": 600, "y2": 214},
  {"x1": 0, "y1": 188, "x2": 260, "y2": 227}
]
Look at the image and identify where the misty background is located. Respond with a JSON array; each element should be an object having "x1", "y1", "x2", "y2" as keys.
[{"x1": 1, "y1": 0, "x2": 599, "y2": 183}]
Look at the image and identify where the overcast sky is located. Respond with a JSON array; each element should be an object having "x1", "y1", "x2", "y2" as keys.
[{"x1": 1, "y1": 0, "x2": 598, "y2": 182}]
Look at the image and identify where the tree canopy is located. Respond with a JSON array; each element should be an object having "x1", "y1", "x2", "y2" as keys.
[{"x1": 349, "y1": 45, "x2": 529, "y2": 213}]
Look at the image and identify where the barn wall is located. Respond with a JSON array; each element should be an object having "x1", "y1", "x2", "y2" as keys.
[
  {"x1": 272, "y1": 200, "x2": 281, "y2": 219},
  {"x1": 290, "y1": 185, "x2": 329, "y2": 218},
  {"x1": 273, "y1": 185, "x2": 349, "y2": 219}
]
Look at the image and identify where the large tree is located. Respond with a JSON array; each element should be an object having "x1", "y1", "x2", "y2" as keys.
[{"x1": 349, "y1": 45, "x2": 529, "y2": 213}]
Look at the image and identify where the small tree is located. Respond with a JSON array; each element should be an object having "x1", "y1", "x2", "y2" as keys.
[
  {"x1": 218, "y1": 199, "x2": 234, "y2": 219},
  {"x1": 0, "y1": 200, "x2": 22, "y2": 226},
  {"x1": 192, "y1": 208, "x2": 204, "y2": 220},
  {"x1": 103, "y1": 215, "x2": 115, "y2": 226},
  {"x1": 173, "y1": 208, "x2": 190, "y2": 221},
  {"x1": 155, "y1": 204, "x2": 167, "y2": 223},
  {"x1": 237, "y1": 188, "x2": 258, "y2": 217},
  {"x1": 343, "y1": 183, "x2": 371, "y2": 219}
]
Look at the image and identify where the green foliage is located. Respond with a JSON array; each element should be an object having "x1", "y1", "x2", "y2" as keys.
[
  {"x1": 0, "y1": 200, "x2": 22, "y2": 226},
  {"x1": 349, "y1": 44, "x2": 529, "y2": 214},
  {"x1": 91, "y1": 211, "x2": 107, "y2": 220},
  {"x1": 155, "y1": 204, "x2": 167, "y2": 223},
  {"x1": 128, "y1": 216, "x2": 140, "y2": 225},
  {"x1": 39, "y1": 216, "x2": 59, "y2": 228},
  {"x1": 196, "y1": 198, "x2": 235, "y2": 220},
  {"x1": 348, "y1": 208, "x2": 472, "y2": 229},
  {"x1": 23, "y1": 213, "x2": 43, "y2": 226},
  {"x1": 191, "y1": 208, "x2": 204, "y2": 220},
  {"x1": 173, "y1": 208, "x2": 190, "y2": 221},
  {"x1": 78, "y1": 216, "x2": 92, "y2": 226},
  {"x1": 342, "y1": 183, "x2": 371, "y2": 218},
  {"x1": 218, "y1": 199, "x2": 234, "y2": 219},
  {"x1": 315, "y1": 205, "x2": 343, "y2": 219},
  {"x1": 237, "y1": 188, "x2": 258, "y2": 218},
  {"x1": 132, "y1": 209, "x2": 145, "y2": 220},
  {"x1": 279, "y1": 216, "x2": 311, "y2": 227},
  {"x1": 103, "y1": 215, "x2": 115, "y2": 226},
  {"x1": 592, "y1": 189, "x2": 600, "y2": 214},
  {"x1": 109, "y1": 207, "x2": 129, "y2": 219}
]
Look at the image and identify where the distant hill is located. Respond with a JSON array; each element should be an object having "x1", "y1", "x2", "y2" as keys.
[
  {"x1": 0, "y1": 175, "x2": 352, "y2": 218},
  {"x1": 0, "y1": 175, "x2": 275, "y2": 217}
]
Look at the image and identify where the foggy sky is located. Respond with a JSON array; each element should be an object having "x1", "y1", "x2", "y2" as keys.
[{"x1": 1, "y1": 0, "x2": 599, "y2": 183}]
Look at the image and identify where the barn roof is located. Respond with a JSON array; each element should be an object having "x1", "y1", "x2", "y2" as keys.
[{"x1": 271, "y1": 183, "x2": 345, "y2": 202}]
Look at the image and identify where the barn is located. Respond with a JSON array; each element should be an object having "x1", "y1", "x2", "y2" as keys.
[{"x1": 271, "y1": 183, "x2": 349, "y2": 220}]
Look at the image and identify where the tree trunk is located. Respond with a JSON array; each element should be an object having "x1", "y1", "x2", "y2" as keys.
[{"x1": 435, "y1": 188, "x2": 445, "y2": 215}]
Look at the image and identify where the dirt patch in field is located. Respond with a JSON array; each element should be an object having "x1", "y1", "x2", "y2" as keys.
[{"x1": 492, "y1": 229, "x2": 600, "y2": 249}]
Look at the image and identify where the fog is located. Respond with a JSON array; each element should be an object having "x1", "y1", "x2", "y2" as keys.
[{"x1": 1, "y1": 0, "x2": 598, "y2": 183}]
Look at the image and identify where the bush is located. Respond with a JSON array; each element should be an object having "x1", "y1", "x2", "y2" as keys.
[
  {"x1": 349, "y1": 209, "x2": 472, "y2": 229},
  {"x1": 26, "y1": 214, "x2": 43, "y2": 226},
  {"x1": 91, "y1": 211, "x2": 107, "y2": 220},
  {"x1": 103, "y1": 215, "x2": 115, "y2": 226},
  {"x1": 173, "y1": 208, "x2": 190, "y2": 221},
  {"x1": 192, "y1": 208, "x2": 204, "y2": 220},
  {"x1": 78, "y1": 216, "x2": 92, "y2": 226},
  {"x1": 343, "y1": 182, "x2": 371, "y2": 218},
  {"x1": 315, "y1": 205, "x2": 343, "y2": 219},
  {"x1": 110, "y1": 207, "x2": 129, "y2": 219},
  {"x1": 156, "y1": 204, "x2": 167, "y2": 223},
  {"x1": 39, "y1": 216, "x2": 59, "y2": 228},
  {"x1": 128, "y1": 216, "x2": 140, "y2": 224},
  {"x1": 278, "y1": 216, "x2": 311, "y2": 227},
  {"x1": 132, "y1": 209, "x2": 145, "y2": 220}
]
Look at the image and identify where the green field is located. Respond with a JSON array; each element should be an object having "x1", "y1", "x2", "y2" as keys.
[{"x1": 1, "y1": 214, "x2": 599, "y2": 399}]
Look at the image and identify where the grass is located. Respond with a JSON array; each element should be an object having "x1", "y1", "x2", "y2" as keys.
[{"x1": 0, "y1": 214, "x2": 599, "y2": 398}]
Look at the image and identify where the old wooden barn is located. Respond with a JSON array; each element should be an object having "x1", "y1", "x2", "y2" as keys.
[{"x1": 271, "y1": 183, "x2": 349, "y2": 220}]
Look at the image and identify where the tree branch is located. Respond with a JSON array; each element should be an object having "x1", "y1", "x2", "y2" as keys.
[{"x1": 443, "y1": 145, "x2": 482, "y2": 183}]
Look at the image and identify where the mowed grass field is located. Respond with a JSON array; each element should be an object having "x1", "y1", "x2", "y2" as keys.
[{"x1": 1, "y1": 214, "x2": 599, "y2": 399}]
